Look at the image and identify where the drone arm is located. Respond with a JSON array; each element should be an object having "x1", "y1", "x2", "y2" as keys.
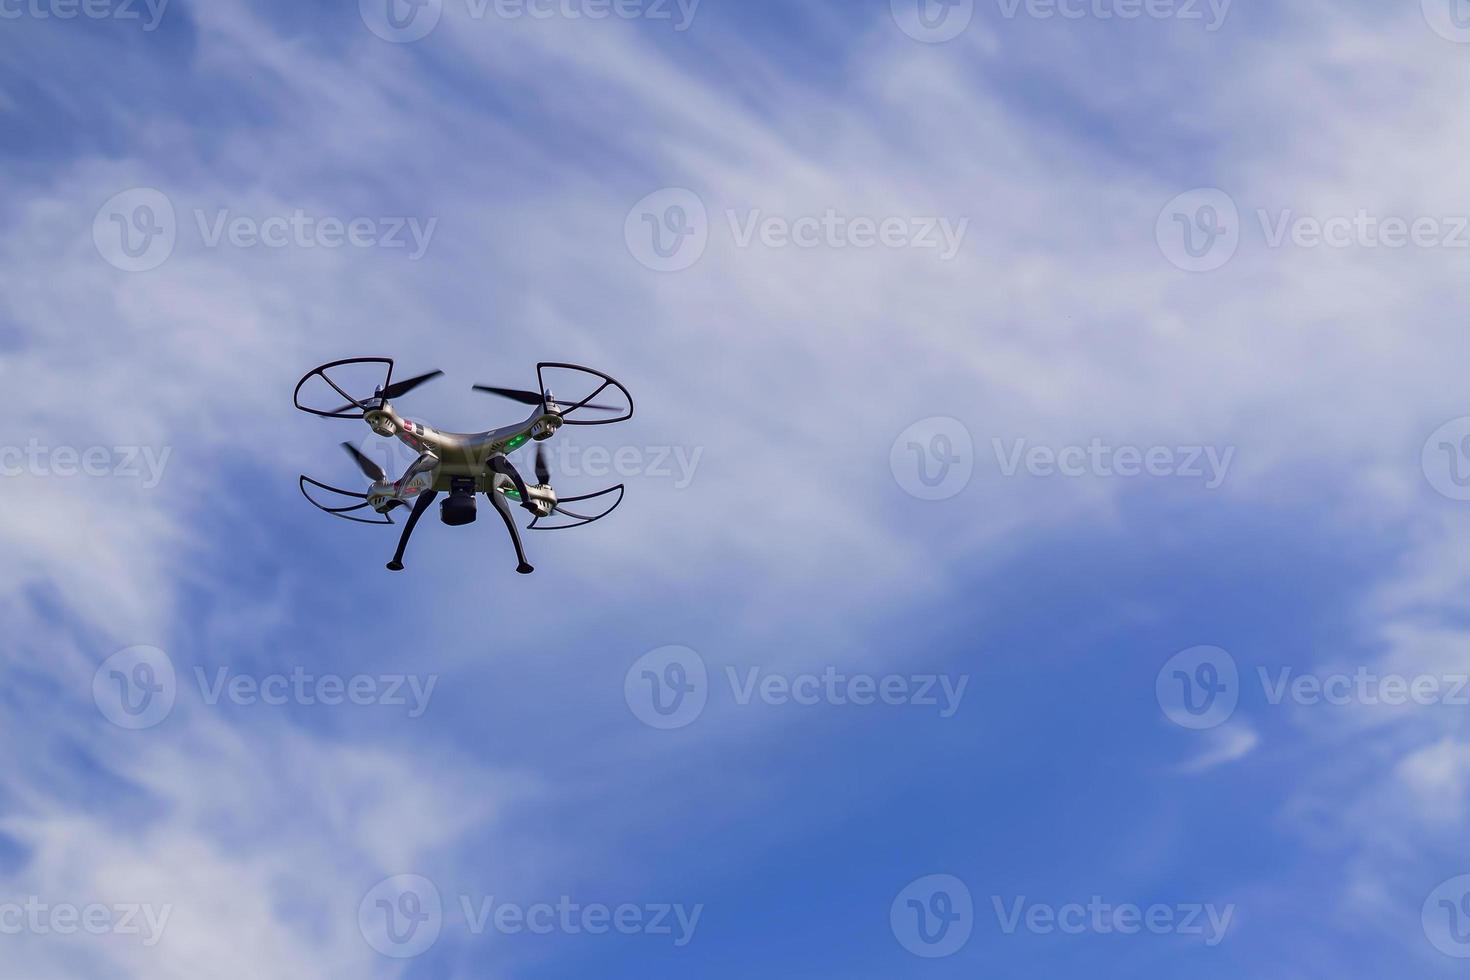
[
  {"x1": 396, "y1": 451, "x2": 440, "y2": 489},
  {"x1": 386, "y1": 490, "x2": 438, "y2": 572},
  {"x1": 487, "y1": 454, "x2": 533, "y2": 504}
]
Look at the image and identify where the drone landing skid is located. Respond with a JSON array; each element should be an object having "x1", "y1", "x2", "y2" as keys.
[{"x1": 489, "y1": 488, "x2": 535, "y2": 575}]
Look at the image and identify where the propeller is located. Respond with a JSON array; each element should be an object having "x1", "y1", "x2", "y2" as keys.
[
  {"x1": 527, "y1": 444, "x2": 599, "y2": 521},
  {"x1": 329, "y1": 369, "x2": 443, "y2": 414},
  {"x1": 534, "y1": 445, "x2": 550, "y2": 486},
  {"x1": 380, "y1": 370, "x2": 444, "y2": 401},
  {"x1": 472, "y1": 385, "x2": 621, "y2": 412},
  {"x1": 342, "y1": 442, "x2": 386, "y2": 483}
]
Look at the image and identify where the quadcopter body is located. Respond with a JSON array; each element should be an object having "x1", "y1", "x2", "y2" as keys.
[{"x1": 295, "y1": 358, "x2": 632, "y2": 574}]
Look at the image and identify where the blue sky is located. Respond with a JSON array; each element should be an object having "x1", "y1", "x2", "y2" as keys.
[{"x1": 5, "y1": 0, "x2": 1470, "y2": 976}]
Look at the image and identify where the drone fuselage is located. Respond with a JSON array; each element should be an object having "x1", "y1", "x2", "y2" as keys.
[{"x1": 362, "y1": 401, "x2": 561, "y2": 515}]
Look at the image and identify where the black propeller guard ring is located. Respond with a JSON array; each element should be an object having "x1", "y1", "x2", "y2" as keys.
[
  {"x1": 527, "y1": 483, "x2": 625, "y2": 530},
  {"x1": 293, "y1": 357, "x2": 395, "y2": 420},
  {"x1": 536, "y1": 362, "x2": 634, "y2": 426},
  {"x1": 299, "y1": 475, "x2": 396, "y2": 525}
]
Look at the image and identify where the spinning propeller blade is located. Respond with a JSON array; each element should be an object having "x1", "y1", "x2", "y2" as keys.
[
  {"x1": 328, "y1": 369, "x2": 444, "y2": 414},
  {"x1": 342, "y1": 443, "x2": 386, "y2": 482},
  {"x1": 535, "y1": 445, "x2": 550, "y2": 486},
  {"x1": 380, "y1": 370, "x2": 444, "y2": 401},
  {"x1": 471, "y1": 385, "x2": 543, "y2": 406},
  {"x1": 472, "y1": 385, "x2": 620, "y2": 411}
]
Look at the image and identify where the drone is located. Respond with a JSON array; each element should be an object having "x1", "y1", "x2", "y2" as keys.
[{"x1": 294, "y1": 358, "x2": 633, "y2": 574}]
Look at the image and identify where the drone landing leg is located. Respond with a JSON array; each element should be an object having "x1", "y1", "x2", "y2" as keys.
[
  {"x1": 386, "y1": 490, "x2": 439, "y2": 572},
  {"x1": 488, "y1": 488, "x2": 535, "y2": 575}
]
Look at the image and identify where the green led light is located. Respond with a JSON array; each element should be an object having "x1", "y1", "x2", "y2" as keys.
[{"x1": 504, "y1": 434, "x2": 530, "y2": 452}]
